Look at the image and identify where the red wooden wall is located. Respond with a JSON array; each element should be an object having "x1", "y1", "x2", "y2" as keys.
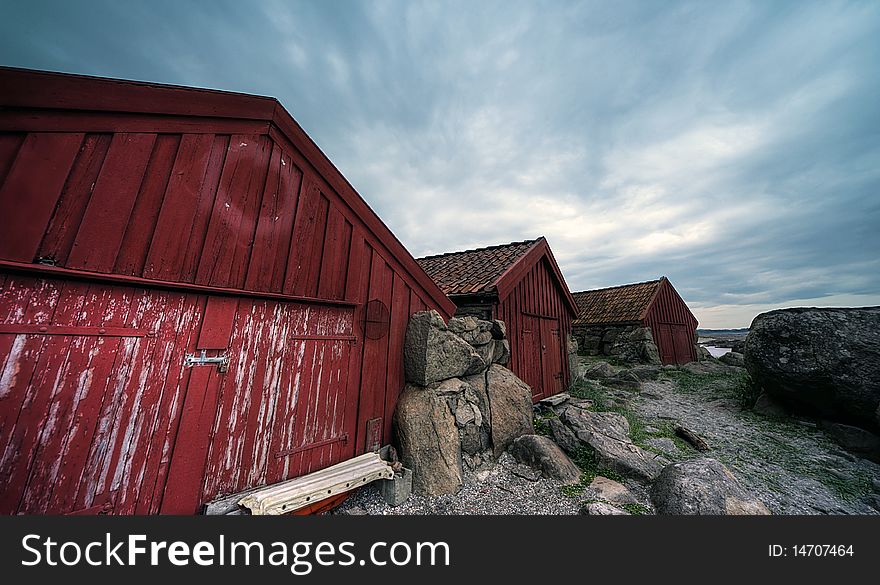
[
  {"x1": 643, "y1": 279, "x2": 698, "y2": 365},
  {"x1": 495, "y1": 257, "x2": 572, "y2": 402},
  {"x1": 0, "y1": 68, "x2": 452, "y2": 514}
]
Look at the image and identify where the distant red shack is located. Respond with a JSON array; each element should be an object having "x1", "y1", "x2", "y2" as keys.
[
  {"x1": 417, "y1": 238, "x2": 577, "y2": 402},
  {"x1": 572, "y1": 277, "x2": 698, "y2": 365},
  {"x1": 0, "y1": 68, "x2": 455, "y2": 515}
]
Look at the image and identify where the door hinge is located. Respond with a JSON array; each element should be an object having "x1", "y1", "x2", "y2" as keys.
[{"x1": 184, "y1": 349, "x2": 230, "y2": 373}]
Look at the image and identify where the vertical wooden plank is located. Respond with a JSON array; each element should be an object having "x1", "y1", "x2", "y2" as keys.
[
  {"x1": 115, "y1": 135, "x2": 181, "y2": 276},
  {"x1": 228, "y1": 136, "x2": 272, "y2": 289},
  {"x1": 0, "y1": 133, "x2": 25, "y2": 186},
  {"x1": 179, "y1": 135, "x2": 229, "y2": 282},
  {"x1": 317, "y1": 208, "x2": 352, "y2": 300},
  {"x1": 195, "y1": 134, "x2": 266, "y2": 288},
  {"x1": 67, "y1": 133, "x2": 157, "y2": 271},
  {"x1": 143, "y1": 293, "x2": 204, "y2": 514},
  {"x1": 383, "y1": 274, "x2": 410, "y2": 440},
  {"x1": 0, "y1": 133, "x2": 84, "y2": 261},
  {"x1": 244, "y1": 146, "x2": 303, "y2": 292},
  {"x1": 283, "y1": 179, "x2": 328, "y2": 296},
  {"x1": 355, "y1": 252, "x2": 393, "y2": 451},
  {"x1": 343, "y1": 234, "x2": 369, "y2": 456},
  {"x1": 38, "y1": 134, "x2": 113, "y2": 265},
  {"x1": 143, "y1": 134, "x2": 216, "y2": 281}
]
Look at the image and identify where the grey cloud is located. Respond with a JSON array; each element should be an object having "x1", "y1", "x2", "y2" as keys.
[{"x1": 1, "y1": 0, "x2": 878, "y2": 327}]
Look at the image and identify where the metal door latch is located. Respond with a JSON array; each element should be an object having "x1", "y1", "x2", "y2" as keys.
[{"x1": 184, "y1": 350, "x2": 230, "y2": 373}]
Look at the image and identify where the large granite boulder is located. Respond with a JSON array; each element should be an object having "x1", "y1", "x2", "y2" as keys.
[
  {"x1": 651, "y1": 458, "x2": 771, "y2": 515},
  {"x1": 404, "y1": 311, "x2": 485, "y2": 385},
  {"x1": 559, "y1": 407, "x2": 662, "y2": 483},
  {"x1": 393, "y1": 383, "x2": 463, "y2": 495},
  {"x1": 486, "y1": 364, "x2": 534, "y2": 456},
  {"x1": 744, "y1": 307, "x2": 880, "y2": 431},
  {"x1": 511, "y1": 435, "x2": 582, "y2": 484}
]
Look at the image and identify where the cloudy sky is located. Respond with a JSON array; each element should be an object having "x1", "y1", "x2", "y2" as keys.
[{"x1": 2, "y1": 0, "x2": 878, "y2": 327}]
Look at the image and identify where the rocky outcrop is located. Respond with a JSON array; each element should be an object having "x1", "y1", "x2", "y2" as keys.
[
  {"x1": 611, "y1": 326, "x2": 662, "y2": 364},
  {"x1": 511, "y1": 435, "x2": 581, "y2": 484},
  {"x1": 744, "y1": 307, "x2": 880, "y2": 432},
  {"x1": 719, "y1": 351, "x2": 745, "y2": 368},
  {"x1": 821, "y1": 422, "x2": 880, "y2": 462},
  {"x1": 583, "y1": 361, "x2": 615, "y2": 379},
  {"x1": 404, "y1": 311, "x2": 485, "y2": 385},
  {"x1": 560, "y1": 407, "x2": 662, "y2": 482},
  {"x1": 394, "y1": 384, "x2": 463, "y2": 496},
  {"x1": 486, "y1": 364, "x2": 535, "y2": 456},
  {"x1": 587, "y1": 476, "x2": 637, "y2": 505},
  {"x1": 395, "y1": 312, "x2": 535, "y2": 495},
  {"x1": 651, "y1": 458, "x2": 771, "y2": 515}
]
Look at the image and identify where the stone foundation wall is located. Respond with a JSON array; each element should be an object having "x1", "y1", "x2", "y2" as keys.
[
  {"x1": 573, "y1": 323, "x2": 661, "y2": 364},
  {"x1": 395, "y1": 311, "x2": 534, "y2": 495}
]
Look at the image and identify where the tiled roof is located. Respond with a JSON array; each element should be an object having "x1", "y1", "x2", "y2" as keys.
[
  {"x1": 416, "y1": 239, "x2": 540, "y2": 296},
  {"x1": 572, "y1": 279, "x2": 662, "y2": 324}
]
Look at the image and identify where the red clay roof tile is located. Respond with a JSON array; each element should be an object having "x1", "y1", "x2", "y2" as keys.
[
  {"x1": 416, "y1": 239, "x2": 540, "y2": 296},
  {"x1": 572, "y1": 279, "x2": 662, "y2": 324}
]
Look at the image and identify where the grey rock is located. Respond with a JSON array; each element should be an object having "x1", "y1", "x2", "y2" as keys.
[
  {"x1": 626, "y1": 365, "x2": 662, "y2": 381},
  {"x1": 651, "y1": 458, "x2": 771, "y2": 515},
  {"x1": 645, "y1": 437, "x2": 678, "y2": 455},
  {"x1": 744, "y1": 307, "x2": 880, "y2": 432},
  {"x1": 560, "y1": 407, "x2": 662, "y2": 483},
  {"x1": 548, "y1": 417, "x2": 581, "y2": 454},
  {"x1": 491, "y1": 319, "x2": 507, "y2": 340},
  {"x1": 821, "y1": 422, "x2": 880, "y2": 460},
  {"x1": 581, "y1": 501, "x2": 630, "y2": 515},
  {"x1": 404, "y1": 311, "x2": 486, "y2": 385},
  {"x1": 583, "y1": 361, "x2": 615, "y2": 379},
  {"x1": 682, "y1": 360, "x2": 741, "y2": 375},
  {"x1": 492, "y1": 339, "x2": 511, "y2": 365},
  {"x1": 864, "y1": 494, "x2": 880, "y2": 512},
  {"x1": 587, "y1": 476, "x2": 637, "y2": 505},
  {"x1": 486, "y1": 364, "x2": 535, "y2": 456},
  {"x1": 539, "y1": 393, "x2": 570, "y2": 407},
  {"x1": 511, "y1": 435, "x2": 582, "y2": 484},
  {"x1": 719, "y1": 351, "x2": 745, "y2": 367},
  {"x1": 448, "y1": 316, "x2": 494, "y2": 345},
  {"x1": 393, "y1": 383, "x2": 463, "y2": 496},
  {"x1": 753, "y1": 392, "x2": 788, "y2": 417},
  {"x1": 696, "y1": 345, "x2": 713, "y2": 361}
]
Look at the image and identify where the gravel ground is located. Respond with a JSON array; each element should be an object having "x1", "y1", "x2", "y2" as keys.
[{"x1": 334, "y1": 453, "x2": 586, "y2": 515}]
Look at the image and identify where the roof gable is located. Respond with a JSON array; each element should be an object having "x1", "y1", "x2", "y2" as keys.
[
  {"x1": 417, "y1": 237, "x2": 577, "y2": 315},
  {"x1": 573, "y1": 278, "x2": 663, "y2": 324}
]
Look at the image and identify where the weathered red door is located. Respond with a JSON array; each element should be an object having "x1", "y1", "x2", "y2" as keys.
[
  {"x1": 655, "y1": 324, "x2": 674, "y2": 365},
  {"x1": 539, "y1": 317, "x2": 563, "y2": 399},
  {"x1": 519, "y1": 315, "x2": 542, "y2": 400},
  {"x1": 189, "y1": 300, "x2": 357, "y2": 512},
  {"x1": 671, "y1": 325, "x2": 692, "y2": 365},
  {"x1": 0, "y1": 275, "x2": 204, "y2": 515},
  {"x1": 0, "y1": 274, "x2": 357, "y2": 515}
]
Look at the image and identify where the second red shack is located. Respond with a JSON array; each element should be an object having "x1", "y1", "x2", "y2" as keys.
[{"x1": 417, "y1": 238, "x2": 577, "y2": 402}]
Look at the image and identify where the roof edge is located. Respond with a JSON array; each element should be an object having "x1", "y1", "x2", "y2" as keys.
[{"x1": 495, "y1": 237, "x2": 578, "y2": 316}]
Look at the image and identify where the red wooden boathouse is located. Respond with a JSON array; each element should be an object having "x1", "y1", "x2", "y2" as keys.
[
  {"x1": 417, "y1": 238, "x2": 577, "y2": 402},
  {"x1": 0, "y1": 67, "x2": 455, "y2": 515},
  {"x1": 572, "y1": 277, "x2": 698, "y2": 365}
]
